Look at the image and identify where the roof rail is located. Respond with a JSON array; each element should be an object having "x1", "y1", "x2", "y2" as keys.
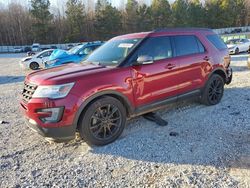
[{"x1": 153, "y1": 28, "x2": 213, "y2": 33}]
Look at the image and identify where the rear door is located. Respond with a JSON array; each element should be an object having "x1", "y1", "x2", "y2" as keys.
[
  {"x1": 130, "y1": 36, "x2": 181, "y2": 107},
  {"x1": 172, "y1": 35, "x2": 208, "y2": 94}
]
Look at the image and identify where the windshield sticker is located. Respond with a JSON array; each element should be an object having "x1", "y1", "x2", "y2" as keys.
[{"x1": 118, "y1": 43, "x2": 134, "y2": 48}]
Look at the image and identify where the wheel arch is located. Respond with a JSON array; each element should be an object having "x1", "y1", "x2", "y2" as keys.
[
  {"x1": 73, "y1": 90, "x2": 134, "y2": 130},
  {"x1": 209, "y1": 67, "x2": 227, "y2": 83}
]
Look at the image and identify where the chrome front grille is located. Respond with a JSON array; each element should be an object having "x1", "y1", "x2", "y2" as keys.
[{"x1": 22, "y1": 82, "x2": 37, "y2": 102}]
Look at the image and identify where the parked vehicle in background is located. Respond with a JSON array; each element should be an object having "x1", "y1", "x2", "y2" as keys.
[
  {"x1": 50, "y1": 46, "x2": 57, "y2": 49},
  {"x1": 24, "y1": 46, "x2": 32, "y2": 52},
  {"x1": 20, "y1": 29, "x2": 233, "y2": 146},
  {"x1": 226, "y1": 38, "x2": 250, "y2": 54},
  {"x1": 45, "y1": 41, "x2": 104, "y2": 68},
  {"x1": 27, "y1": 51, "x2": 36, "y2": 56},
  {"x1": 32, "y1": 43, "x2": 41, "y2": 52},
  {"x1": 66, "y1": 44, "x2": 74, "y2": 50},
  {"x1": 20, "y1": 49, "x2": 54, "y2": 70},
  {"x1": 13, "y1": 47, "x2": 23, "y2": 53}
]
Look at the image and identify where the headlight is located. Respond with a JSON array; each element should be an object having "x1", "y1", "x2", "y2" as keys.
[{"x1": 33, "y1": 83, "x2": 74, "y2": 99}]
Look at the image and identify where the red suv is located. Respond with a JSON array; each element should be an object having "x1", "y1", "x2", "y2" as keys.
[{"x1": 20, "y1": 28, "x2": 232, "y2": 146}]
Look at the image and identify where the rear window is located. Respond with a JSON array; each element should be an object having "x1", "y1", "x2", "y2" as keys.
[
  {"x1": 173, "y1": 35, "x2": 204, "y2": 57},
  {"x1": 207, "y1": 34, "x2": 227, "y2": 50}
]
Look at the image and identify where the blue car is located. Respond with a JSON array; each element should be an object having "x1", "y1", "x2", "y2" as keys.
[{"x1": 45, "y1": 42, "x2": 104, "y2": 68}]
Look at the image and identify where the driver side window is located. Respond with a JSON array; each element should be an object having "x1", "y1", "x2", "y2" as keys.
[{"x1": 131, "y1": 36, "x2": 173, "y2": 62}]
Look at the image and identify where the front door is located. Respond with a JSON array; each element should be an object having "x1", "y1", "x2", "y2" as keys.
[{"x1": 129, "y1": 36, "x2": 181, "y2": 107}]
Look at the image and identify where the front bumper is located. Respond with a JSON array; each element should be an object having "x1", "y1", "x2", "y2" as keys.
[
  {"x1": 25, "y1": 118, "x2": 75, "y2": 142},
  {"x1": 20, "y1": 93, "x2": 80, "y2": 142},
  {"x1": 19, "y1": 62, "x2": 28, "y2": 69}
]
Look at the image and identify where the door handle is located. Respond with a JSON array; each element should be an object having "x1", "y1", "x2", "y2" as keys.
[
  {"x1": 165, "y1": 63, "x2": 176, "y2": 69},
  {"x1": 203, "y1": 56, "x2": 210, "y2": 61}
]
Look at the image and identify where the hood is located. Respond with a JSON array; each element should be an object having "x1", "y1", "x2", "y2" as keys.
[
  {"x1": 26, "y1": 63, "x2": 110, "y2": 85},
  {"x1": 21, "y1": 56, "x2": 33, "y2": 62},
  {"x1": 49, "y1": 49, "x2": 72, "y2": 60},
  {"x1": 227, "y1": 44, "x2": 236, "y2": 49}
]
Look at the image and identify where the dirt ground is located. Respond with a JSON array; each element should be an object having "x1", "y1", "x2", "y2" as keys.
[{"x1": 0, "y1": 54, "x2": 249, "y2": 187}]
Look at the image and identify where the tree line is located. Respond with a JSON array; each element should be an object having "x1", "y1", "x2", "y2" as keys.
[{"x1": 0, "y1": 0, "x2": 249, "y2": 46}]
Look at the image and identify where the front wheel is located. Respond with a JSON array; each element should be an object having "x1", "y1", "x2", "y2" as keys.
[
  {"x1": 235, "y1": 48, "x2": 239, "y2": 54},
  {"x1": 29, "y1": 62, "x2": 39, "y2": 70},
  {"x1": 201, "y1": 74, "x2": 225, "y2": 106},
  {"x1": 78, "y1": 96, "x2": 127, "y2": 146}
]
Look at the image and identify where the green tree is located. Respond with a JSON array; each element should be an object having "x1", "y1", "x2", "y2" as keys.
[
  {"x1": 65, "y1": 0, "x2": 86, "y2": 42},
  {"x1": 124, "y1": 0, "x2": 139, "y2": 33},
  {"x1": 137, "y1": 4, "x2": 153, "y2": 31},
  {"x1": 172, "y1": 0, "x2": 189, "y2": 27},
  {"x1": 95, "y1": 0, "x2": 122, "y2": 40},
  {"x1": 187, "y1": 0, "x2": 206, "y2": 27},
  {"x1": 30, "y1": 0, "x2": 52, "y2": 43},
  {"x1": 151, "y1": 0, "x2": 172, "y2": 28}
]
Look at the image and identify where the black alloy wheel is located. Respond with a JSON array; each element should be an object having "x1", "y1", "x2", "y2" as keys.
[
  {"x1": 201, "y1": 74, "x2": 224, "y2": 105},
  {"x1": 79, "y1": 96, "x2": 126, "y2": 146},
  {"x1": 30, "y1": 62, "x2": 39, "y2": 70},
  {"x1": 90, "y1": 104, "x2": 122, "y2": 140},
  {"x1": 235, "y1": 48, "x2": 239, "y2": 54}
]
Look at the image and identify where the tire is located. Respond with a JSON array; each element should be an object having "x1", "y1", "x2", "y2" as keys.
[
  {"x1": 201, "y1": 74, "x2": 225, "y2": 106},
  {"x1": 78, "y1": 96, "x2": 127, "y2": 146},
  {"x1": 29, "y1": 62, "x2": 39, "y2": 70},
  {"x1": 235, "y1": 48, "x2": 239, "y2": 54}
]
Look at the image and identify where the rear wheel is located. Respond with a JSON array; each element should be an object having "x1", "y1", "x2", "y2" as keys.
[
  {"x1": 201, "y1": 74, "x2": 224, "y2": 106},
  {"x1": 29, "y1": 62, "x2": 39, "y2": 70},
  {"x1": 78, "y1": 96, "x2": 126, "y2": 146}
]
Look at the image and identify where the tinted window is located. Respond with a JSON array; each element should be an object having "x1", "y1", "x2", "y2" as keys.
[
  {"x1": 197, "y1": 39, "x2": 205, "y2": 53},
  {"x1": 132, "y1": 36, "x2": 173, "y2": 61},
  {"x1": 207, "y1": 34, "x2": 227, "y2": 50},
  {"x1": 174, "y1": 35, "x2": 201, "y2": 56}
]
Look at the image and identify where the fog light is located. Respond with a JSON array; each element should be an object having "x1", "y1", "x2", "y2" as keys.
[
  {"x1": 37, "y1": 107, "x2": 64, "y2": 123},
  {"x1": 29, "y1": 119, "x2": 37, "y2": 125}
]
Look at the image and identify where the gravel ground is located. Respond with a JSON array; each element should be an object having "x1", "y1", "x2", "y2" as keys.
[{"x1": 0, "y1": 55, "x2": 249, "y2": 187}]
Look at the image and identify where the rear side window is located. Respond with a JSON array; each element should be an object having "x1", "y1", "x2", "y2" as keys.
[
  {"x1": 207, "y1": 34, "x2": 227, "y2": 50},
  {"x1": 173, "y1": 35, "x2": 204, "y2": 57}
]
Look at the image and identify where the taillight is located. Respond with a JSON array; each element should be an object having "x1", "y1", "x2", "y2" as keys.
[{"x1": 224, "y1": 55, "x2": 231, "y2": 68}]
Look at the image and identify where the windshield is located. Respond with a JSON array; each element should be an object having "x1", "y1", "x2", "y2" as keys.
[
  {"x1": 68, "y1": 45, "x2": 84, "y2": 54},
  {"x1": 84, "y1": 38, "x2": 142, "y2": 66},
  {"x1": 226, "y1": 39, "x2": 241, "y2": 45}
]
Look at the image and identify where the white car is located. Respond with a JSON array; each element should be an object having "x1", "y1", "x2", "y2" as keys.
[
  {"x1": 20, "y1": 49, "x2": 54, "y2": 70},
  {"x1": 13, "y1": 47, "x2": 23, "y2": 53},
  {"x1": 31, "y1": 43, "x2": 41, "y2": 52},
  {"x1": 226, "y1": 38, "x2": 250, "y2": 54}
]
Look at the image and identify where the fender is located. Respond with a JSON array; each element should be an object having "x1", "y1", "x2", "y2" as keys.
[{"x1": 72, "y1": 90, "x2": 134, "y2": 130}]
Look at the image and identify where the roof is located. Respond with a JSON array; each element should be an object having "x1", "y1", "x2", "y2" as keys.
[{"x1": 112, "y1": 28, "x2": 214, "y2": 40}]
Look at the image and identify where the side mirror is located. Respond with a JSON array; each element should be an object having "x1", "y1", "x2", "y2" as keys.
[{"x1": 136, "y1": 55, "x2": 154, "y2": 65}]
